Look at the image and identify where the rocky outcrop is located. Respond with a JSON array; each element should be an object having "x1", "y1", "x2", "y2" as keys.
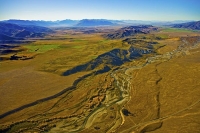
[{"x1": 129, "y1": 46, "x2": 153, "y2": 59}]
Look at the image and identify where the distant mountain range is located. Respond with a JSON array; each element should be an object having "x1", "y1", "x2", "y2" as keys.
[
  {"x1": 76, "y1": 19, "x2": 115, "y2": 26},
  {"x1": 1, "y1": 19, "x2": 120, "y2": 27},
  {"x1": 1, "y1": 19, "x2": 199, "y2": 42},
  {"x1": 0, "y1": 22, "x2": 53, "y2": 41},
  {"x1": 2, "y1": 19, "x2": 78, "y2": 27},
  {"x1": 0, "y1": 19, "x2": 197, "y2": 27},
  {"x1": 172, "y1": 21, "x2": 200, "y2": 30}
]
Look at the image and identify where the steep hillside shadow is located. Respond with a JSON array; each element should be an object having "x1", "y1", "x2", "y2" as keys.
[
  {"x1": 63, "y1": 46, "x2": 154, "y2": 76},
  {"x1": 63, "y1": 49, "x2": 129, "y2": 76}
]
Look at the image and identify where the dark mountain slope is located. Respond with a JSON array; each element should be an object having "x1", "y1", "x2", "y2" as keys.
[
  {"x1": 0, "y1": 22, "x2": 53, "y2": 39},
  {"x1": 172, "y1": 21, "x2": 200, "y2": 30},
  {"x1": 0, "y1": 34, "x2": 20, "y2": 41},
  {"x1": 0, "y1": 22, "x2": 24, "y2": 36},
  {"x1": 14, "y1": 30, "x2": 32, "y2": 38},
  {"x1": 23, "y1": 25, "x2": 53, "y2": 33},
  {"x1": 104, "y1": 25, "x2": 158, "y2": 39}
]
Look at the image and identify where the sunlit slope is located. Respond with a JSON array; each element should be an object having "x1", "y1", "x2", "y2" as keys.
[
  {"x1": 116, "y1": 38, "x2": 200, "y2": 133},
  {"x1": 0, "y1": 33, "x2": 124, "y2": 113}
]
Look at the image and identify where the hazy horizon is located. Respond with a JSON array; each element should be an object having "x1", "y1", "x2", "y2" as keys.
[
  {"x1": 1, "y1": 19, "x2": 198, "y2": 22},
  {"x1": 1, "y1": 0, "x2": 200, "y2": 21}
]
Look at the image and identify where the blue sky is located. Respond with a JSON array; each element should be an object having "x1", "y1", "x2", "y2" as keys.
[{"x1": 0, "y1": 0, "x2": 200, "y2": 21}]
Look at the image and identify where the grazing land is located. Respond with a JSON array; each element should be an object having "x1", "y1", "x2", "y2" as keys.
[{"x1": 0, "y1": 25, "x2": 200, "y2": 133}]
